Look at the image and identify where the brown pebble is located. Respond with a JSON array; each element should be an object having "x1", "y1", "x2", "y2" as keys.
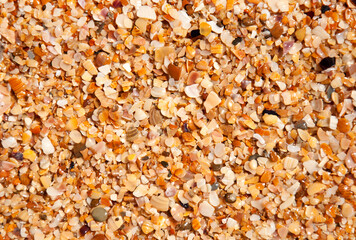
[
  {"x1": 185, "y1": 4, "x2": 194, "y2": 15},
  {"x1": 95, "y1": 52, "x2": 109, "y2": 67},
  {"x1": 271, "y1": 22, "x2": 284, "y2": 39},
  {"x1": 20, "y1": 173, "x2": 31, "y2": 185},
  {"x1": 337, "y1": 118, "x2": 351, "y2": 133},
  {"x1": 90, "y1": 198, "x2": 100, "y2": 208},
  {"x1": 178, "y1": 221, "x2": 192, "y2": 230},
  {"x1": 39, "y1": 213, "x2": 47, "y2": 220},
  {"x1": 72, "y1": 143, "x2": 86, "y2": 158},
  {"x1": 79, "y1": 225, "x2": 90, "y2": 236},
  {"x1": 211, "y1": 162, "x2": 222, "y2": 171},
  {"x1": 241, "y1": 17, "x2": 256, "y2": 26},
  {"x1": 92, "y1": 234, "x2": 108, "y2": 240},
  {"x1": 224, "y1": 193, "x2": 237, "y2": 203},
  {"x1": 168, "y1": 63, "x2": 182, "y2": 80}
]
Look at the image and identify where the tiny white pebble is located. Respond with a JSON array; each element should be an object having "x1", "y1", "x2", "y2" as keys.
[
  {"x1": 199, "y1": 201, "x2": 215, "y2": 217},
  {"x1": 1, "y1": 137, "x2": 17, "y2": 148},
  {"x1": 137, "y1": 6, "x2": 157, "y2": 20},
  {"x1": 249, "y1": 160, "x2": 258, "y2": 170},
  {"x1": 42, "y1": 137, "x2": 55, "y2": 155}
]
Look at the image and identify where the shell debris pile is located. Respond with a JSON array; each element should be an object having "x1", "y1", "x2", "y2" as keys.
[{"x1": 0, "y1": 0, "x2": 355, "y2": 239}]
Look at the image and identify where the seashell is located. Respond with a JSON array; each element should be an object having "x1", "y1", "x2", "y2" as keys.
[
  {"x1": 8, "y1": 77, "x2": 25, "y2": 95},
  {"x1": 134, "y1": 109, "x2": 147, "y2": 121},
  {"x1": 184, "y1": 84, "x2": 200, "y2": 98},
  {"x1": 149, "y1": 107, "x2": 163, "y2": 125},
  {"x1": 347, "y1": 0, "x2": 356, "y2": 8},
  {"x1": 165, "y1": 186, "x2": 177, "y2": 197},
  {"x1": 126, "y1": 126, "x2": 139, "y2": 142},
  {"x1": 150, "y1": 195, "x2": 169, "y2": 211},
  {"x1": 107, "y1": 216, "x2": 123, "y2": 232},
  {"x1": 170, "y1": 204, "x2": 185, "y2": 221},
  {"x1": 283, "y1": 157, "x2": 298, "y2": 170},
  {"x1": 141, "y1": 220, "x2": 154, "y2": 234},
  {"x1": 151, "y1": 87, "x2": 166, "y2": 98},
  {"x1": 108, "y1": 105, "x2": 120, "y2": 123}
]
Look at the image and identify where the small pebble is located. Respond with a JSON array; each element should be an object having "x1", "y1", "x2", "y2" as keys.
[
  {"x1": 190, "y1": 29, "x2": 201, "y2": 38},
  {"x1": 72, "y1": 143, "x2": 86, "y2": 158},
  {"x1": 249, "y1": 154, "x2": 260, "y2": 161},
  {"x1": 79, "y1": 225, "x2": 90, "y2": 236},
  {"x1": 199, "y1": 22, "x2": 212, "y2": 36},
  {"x1": 295, "y1": 27, "x2": 306, "y2": 42},
  {"x1": 160, "y1": 161, "x2": 169, "y2": 168},
  {"x1": 92, "y1": 234, "x2": 108, "y2": 240},
  {"x1": 178, "y1": 221, "x2": 192, "y2": 230},
  {"x1": 321, "y1": 5, "x2": 331, "y2": 13},
  {"x1": 224, "y1": 193, "x2": 237, "y2": 203},
  {"x1": 141, "y1": 156, "x2": 149, "y2": 161},
  {"x1": 288, "y1": 221, "x2": 301, "y2": 235},
  {"x1": 211, "y1": 163, "x2": 223, "y2": 171},
  {"x1": 326, "y1": 85, "x2": 334, "y2": 100},
  {"x1": 185, "y1": 4, "x2": 194, "y2": 15},
  {"x1": 232, "y1": 37, "x2": 243, "y2": 45},
  {"x1": 319, "y1": 57, "x2": 336, "y2": 70},
  {"x1": 307, "y1": 182, "x2": 326, "y2": 195},
  {"x1": 249, "y1": 160, "x2": 258, "y2": 170},
  {"x1": 167, "y1": 63, "x2": 182, "y2": 80},
  {"x1": 42, "y1": 137, "x2": 55, "y2": 155},
  {"x1": 11, "y1": 152, "x2": 23, "y2": 161},
  {"x1": 262, "y1": 109, "x2": 279, "y2": 117},
  {"x1": 39, "y1": 213, "x2": 47, "y2": 220},
  {"x1": 241, "y1": 17, "x2": 255, "y2": 26},
  {"x1": 69, "y1": 161, "x2": 75, "y2": 169},
  {"x1": 214, "y1": 143, "x2": 225, "y2": 157},
  {"x1": 185, "y1": 84, "x2": 200, "y2": 98},
  {"x1": 137, "y1": 6, "x2": 156, "y2": 20},
  {"x1": 92, "y1": 207, "x2": 108, "y2": 222},
  {"x1": 180, "y1": 202, "x2": 190, "y2": 209},
  {"x1": 211, "y1": 182, "x2": 219, "y2": 191},
  {"x1": 20, "y1": 173, "x2": 31, "y2": 185},
  {"x1": 182, "y1": 123, "x2": 190, "y2": 132},
  {"x1": 295, "y1": 120, "x2": 308, "y2": 130},
  {"x1": 90, "y1": 198, "x2": 100, "y2": 208},
  {"x1": 342, "y1": 203, "x2": 355, "y2": 218},
  {"x1": 199, "y1": 201, "x2": 215, "y2": 217},
  {"x1": 95, "y1": 52, "x2": 109, "y2": 67},
  {"x1": 2, "y1": 137, "x2": 17, "y2": 148},
  {"x1": 270, "y1": 22, "x2": 283, "y2": 39}
]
